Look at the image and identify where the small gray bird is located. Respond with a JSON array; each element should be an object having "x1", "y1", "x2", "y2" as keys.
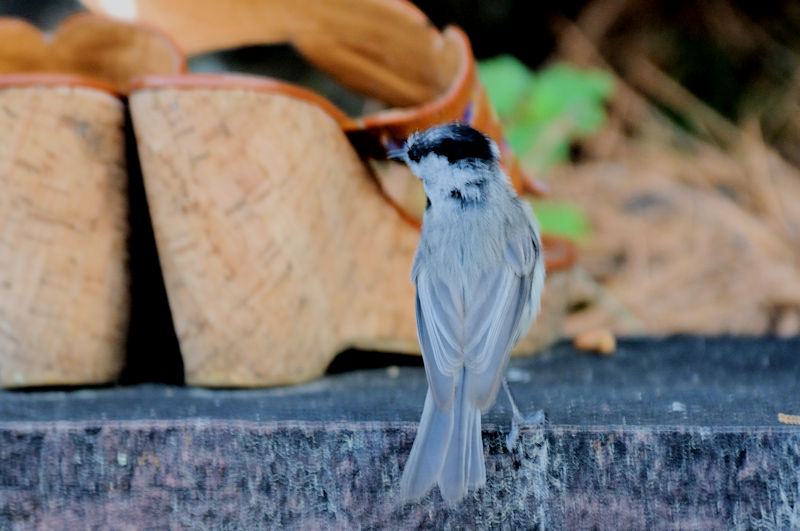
[{"x1": 391, "y1": 123, "x2": 545, "y2": 504}]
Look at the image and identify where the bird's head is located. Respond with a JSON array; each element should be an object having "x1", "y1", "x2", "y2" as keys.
[{"x1": 389, "y1": 123, "x2": 504, "y2": 209}]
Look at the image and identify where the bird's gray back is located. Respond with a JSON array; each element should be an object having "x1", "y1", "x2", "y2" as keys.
[{"x1": 412, "y1": 183, "x2": 529, "y2": 283}]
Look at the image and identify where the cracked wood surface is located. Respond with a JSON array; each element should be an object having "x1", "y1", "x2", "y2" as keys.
[{"x1": 0, "y1": 86, "x2": 129, "y2": 387}]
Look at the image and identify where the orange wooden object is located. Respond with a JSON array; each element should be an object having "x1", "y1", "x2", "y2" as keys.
[
  {"x1": 129, "y1": 75, "x2": 574, "y2": 386},
  {"x1": 0, "y1": 15, "x2": 184, "y2": 94},
  {"x1": 0, "y1": 15, "x2": 184, "y2": 387},
  {"x1": 80, "y1": 0, "x2": 548, "y2": 207}
]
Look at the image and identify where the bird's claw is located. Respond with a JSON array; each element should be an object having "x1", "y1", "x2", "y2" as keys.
[{"x1": 506, "y1": 409, "x2": 545, "y2": 452}]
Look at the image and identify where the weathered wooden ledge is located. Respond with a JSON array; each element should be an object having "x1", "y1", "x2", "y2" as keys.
[{"x1": 1, "y1": 337, "x2": 799, "y2": 528}]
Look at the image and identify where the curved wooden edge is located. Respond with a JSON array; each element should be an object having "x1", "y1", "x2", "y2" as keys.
[
  {"x1": 130, "y1": 73, "x2": 353, "y2": 124},
  {"x1": 131, "y1": 73, "x2": 571, "y2": 261},
  {"x1": 131, "y1": 27, "x2": 474, "y2": 141},
  {"x1": 0, "y1": 13, "x2": 185, "y2": 95},
  {"x1": 341, "y1": 26, "x2": 473, "y2": 136},
  {"x1": 55, "y1": 12, "x2": 187, "y2": 76},
  {"x1": 0, "y1": 17, "x2": 51, "y2": 74},
  {"x1": 0, "y1": 72, "x2": 120, "y2": 96},
  {"x1": 345, "y1": 26, "x2": 547, "y2": 198},
  {"x1": 0, "y1": 16, "x2": 40, "y2": 33},
  {"x1": 80, "y1": 0, "x2": 435, "y2": 56}
]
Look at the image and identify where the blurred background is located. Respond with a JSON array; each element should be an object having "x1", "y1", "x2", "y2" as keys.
[{"x1": 3, "y1": 0, "x2": 799, "y2": 380}]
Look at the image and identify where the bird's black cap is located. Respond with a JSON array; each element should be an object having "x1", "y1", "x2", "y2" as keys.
[{"x1": 406, "y1": 124, "x2": 496, "y2": 164}]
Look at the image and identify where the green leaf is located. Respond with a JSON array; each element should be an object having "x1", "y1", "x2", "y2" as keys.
[
  {"x1": 527, "y1": 63, "x2": 614, "y2": 134},
  {"x1": 478, "y1": 57, "x2": 615, "y2": 173},
  {"x1": 505, "y1": 120, "x2": 542, "y2": 156},
  {"x1": 478, "y1": 55, "x2": 534, "y2": 117},
  {"x1": 528, "y1": 199, "x2": 591, "y2": 241}
]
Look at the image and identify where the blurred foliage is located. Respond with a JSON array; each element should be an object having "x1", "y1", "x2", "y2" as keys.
[
  {"x1": 479, "y1": 56, "x2": 613, "y2": 241},
  {"x1": 526, "y1": 199, "x2": 591, "y2": 242},
  {"x1": 479, "y1": 56, "x2": 614, "y2": 174}
]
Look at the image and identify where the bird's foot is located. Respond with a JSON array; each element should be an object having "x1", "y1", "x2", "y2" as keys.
[
  {"x1": 506, "y1": 409, "x2": 545, "y2": 452},
  {"x1": 502, "y1": 377, "x2": 546, "y2": 451}
]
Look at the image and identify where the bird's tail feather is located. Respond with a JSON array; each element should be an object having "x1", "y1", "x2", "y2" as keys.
[
  {"x1": 400, "y1": 374, "x2": 485, "y2": 504},
  {"x1": 439, "y1": 374, "x2": 485, "y2": 503},
  {"x1": 399, "y1": 389, "x2": 452, "y2": 500}
]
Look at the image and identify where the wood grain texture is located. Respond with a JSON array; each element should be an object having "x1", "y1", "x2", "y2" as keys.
[
  {"x1": 0, "y1": 86, "x2": 129, "y2": 387},
  {"x1": 130, "y1": 87, "x2": 419, "y2": 386},
  {"x1": 130, "y1": 87, "x2": 563, "y2": 387}
]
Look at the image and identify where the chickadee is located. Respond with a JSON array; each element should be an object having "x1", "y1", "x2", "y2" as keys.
[{"x1": 390, "y1": 123, "x2": 545, "y2": 504}]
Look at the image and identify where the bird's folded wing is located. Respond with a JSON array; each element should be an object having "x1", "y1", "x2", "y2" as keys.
[
  {"x1": 415, "y1": 271, "x2": 531, "y2": 411},
  {"x1": 415, "y1": 272, "x2": 461, "y2": 409},
  {"x1": 415, "y1": 213, "x2": 540, "y2": 412},
  {"x1": 463, "y1": 268, "x2": 531, "y2": 411},
  {"x1": 463, "y1": 219, "x2": 539, "y2": 410}
]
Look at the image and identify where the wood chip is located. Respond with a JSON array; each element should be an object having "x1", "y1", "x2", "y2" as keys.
[
  {"x1": 574, "y1": 328, "x2": 617, "y2": 355},
  {"x1": 778, "y1": 413, "x2": 800, "y2": 425}
]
